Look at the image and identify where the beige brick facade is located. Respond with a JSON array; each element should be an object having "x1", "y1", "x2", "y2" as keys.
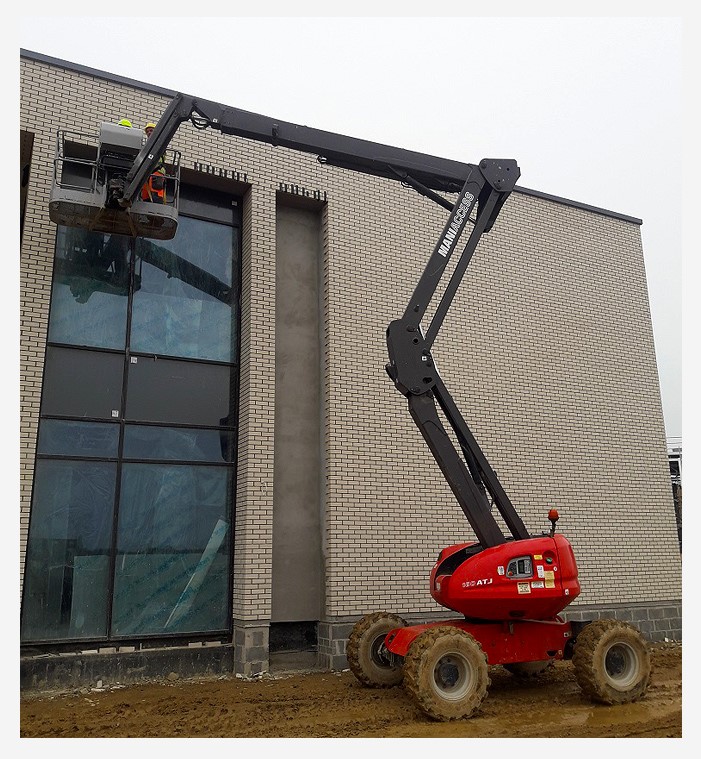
[{"x1": 19, "y1": 51, "x2": 680, "y2": 683}]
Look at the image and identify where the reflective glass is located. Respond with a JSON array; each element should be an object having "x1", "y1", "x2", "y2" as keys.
[
  {"x1": 112, "y1": 463, "x2": 231, "y2": 636},
  {"x1": 20, "y1": 460, "x2": 116, "y2": 641},
  {"x1": 131, "y1": 217, "x2": 235, "y2": 362},
  {"x1": 48, "y1": 227, "x2": 130, "y2": 349},
  {"x1": 26, "y1": 199, "x2": 239, "y2": 646},
  {"x1": 123, "y1": 425, "x2": 235, "y2": 463},
  {"x1": 37, "y1": 419, "x2": 120, "y2": 458}
]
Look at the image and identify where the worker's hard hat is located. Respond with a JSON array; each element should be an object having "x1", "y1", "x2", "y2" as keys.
[
  {"x1": 145, "y1": 122, "x2": 157, "y2": 130},
  {"x1": 118, "y1": 119, "x2": 133, "y2": 127}
]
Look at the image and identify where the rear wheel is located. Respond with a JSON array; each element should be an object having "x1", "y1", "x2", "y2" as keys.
[
  {"x1": 347, "y1": 612, "x2": 407, "y2": 687},
  {"x1": 572, "y1": 619, "x2": 651, "y2": 704},
  {"x1": 403, "y1": 626, "x2": 490, "y2": 720}
]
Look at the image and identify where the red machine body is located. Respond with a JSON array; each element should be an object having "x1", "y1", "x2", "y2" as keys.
[
  {"x1": 383, "y1": 533, "x2": 580, "y2": 665},
  {"x1": 384, "y1": 617, "x2": 572, "y2": 665},
  {"x1": 430, "y1": 534, "x2": 580, "y2": 621}
]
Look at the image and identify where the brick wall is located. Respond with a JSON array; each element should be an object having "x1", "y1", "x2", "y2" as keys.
[{"x1": 20, "y1": 54, "x2": 681, "y2": 647}]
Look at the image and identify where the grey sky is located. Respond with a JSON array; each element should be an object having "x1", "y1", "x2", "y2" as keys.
[{"x1": 18, "y1": 10, "x2": 685, "y2": 440}]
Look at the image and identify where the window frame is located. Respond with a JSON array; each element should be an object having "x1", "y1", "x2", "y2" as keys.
[{"x1": 21, "y1": 189, "x2": 242, "y2": 648}]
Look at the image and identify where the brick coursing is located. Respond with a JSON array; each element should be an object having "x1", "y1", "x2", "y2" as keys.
[{"x1": 19, "y1": 55, "x2": 681, "y2": 637}]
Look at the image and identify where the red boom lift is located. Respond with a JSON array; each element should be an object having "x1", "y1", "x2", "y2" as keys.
[{"x1": 49, "y1": 93, "x2": 652, "y2": 720}]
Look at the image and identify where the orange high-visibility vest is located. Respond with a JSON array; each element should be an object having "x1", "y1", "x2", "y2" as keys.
[{"x1": 141, "y1": 173, "x2": 166, "y2": 203}]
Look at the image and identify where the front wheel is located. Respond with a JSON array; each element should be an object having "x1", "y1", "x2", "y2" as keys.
[
  {"x1": 572, "y1": 619, "x2": 651, "y2": 704},
  {"x1": 347, "y1": 612, "x2": 407, "y2": 687},
  {"x1": 403, "y1": 626, "x2": 490, "y2": 721}
]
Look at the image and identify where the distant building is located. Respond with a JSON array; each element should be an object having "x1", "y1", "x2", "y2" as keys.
[
  {"x1": 667, "y1": 440, "x2": 682, "y2": 485},
  {"x1": 667, "y1": 439, "x2": 682, "y2": 547}
]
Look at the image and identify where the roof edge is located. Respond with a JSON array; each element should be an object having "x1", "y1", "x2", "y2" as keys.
[
  {"x1": 513, "y1": 185, "x2": 642, "y2": 225},
  {"x1": 20, "y1": 48, "x2": 642, "y2": 226},
  {"x1": 20, "y1": 47, "x2": 177, "y2": 98}
]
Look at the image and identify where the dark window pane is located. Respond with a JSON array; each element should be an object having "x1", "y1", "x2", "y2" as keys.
[
  {"x1": 37, "y1": 420, "x2": 119, "y2": 458},
  {"x1": 42, "y1": 347, "x2": 124, "y2": 420},
  {"x1": 131, "y1": 217, "x2": 235, "y2": 362},
  {"x1": 126, "y1": 356, "x2": 235, "y2": 426},
  {"x1": 112, "y1": 463, "x2": 231, "y2": 636},
  {"x1": 20, "y1": 460, "x2": 115, "y2": 642},
  {"x1": 123, "y1": 425, "x2": 235, "y2": 463},
  {"x1": 180, "y1": 185, "x2": 237, "y2": 224},
  {"x1": 48, "y1": 227, "x2": 130, "y2": 349}
]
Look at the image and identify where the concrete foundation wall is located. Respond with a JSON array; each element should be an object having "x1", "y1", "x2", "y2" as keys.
[{"x1": 21, "y1": 601, "x2": 681, "y2": 692}]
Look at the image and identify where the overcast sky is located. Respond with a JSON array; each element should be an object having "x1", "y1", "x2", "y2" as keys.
[{"x1": 17, "y1": 8, "x2": 688, "y2": 441}]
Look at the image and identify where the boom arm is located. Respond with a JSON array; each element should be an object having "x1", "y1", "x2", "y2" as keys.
[
  {"x1": 82, "y1": 92, "x2": 530, "y2": 548},
  {"x1": 116, "y1": 92, "x2": 478, "y2": 207},
  {"x1": 385, "y1": 161, "x2": 529, "y2": 548}
]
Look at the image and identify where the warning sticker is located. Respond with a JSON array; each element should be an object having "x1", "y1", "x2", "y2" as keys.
[
  {"x1": 531, "y1": 581, "x2": 545, "y2": 589},
  {"x1": 497, "y1": 566, "x2": 505, "y2": 575},
  {"x1": 517, "y1": 582, "x2": 531, "y2": 594},
  {"x1": 544, "y1": 571, "x2": 555, "y2": 581},
  {"x1": 534, "y1": 554, "x2": 542, "y2": 560},
  {"x1": 537, "y1": 565, "x2": 545, "y2": 578}
]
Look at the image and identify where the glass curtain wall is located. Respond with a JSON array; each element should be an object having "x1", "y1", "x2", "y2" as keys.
[{"x1": 21, "y1": 190, "x2": 240, "y2": 644}]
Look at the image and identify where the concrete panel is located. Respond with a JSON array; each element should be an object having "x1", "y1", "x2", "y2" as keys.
[{"x1": 271, "y1": 203, "x2": 323, "y2": 622}]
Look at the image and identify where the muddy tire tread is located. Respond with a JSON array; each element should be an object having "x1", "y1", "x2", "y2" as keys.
[
  {"x1": 572, "y1": 619, "x2": 651, "y2": 705},
  {"x1": 346, "y1": 612, "x2": 407, "y2": 688},
  {"x1": 403, "y1": 625, "x2": 490, "y2": 721}
]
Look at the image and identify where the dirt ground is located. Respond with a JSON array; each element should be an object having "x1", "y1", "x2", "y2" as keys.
[{"x1": 20, "y1": 642, "x2": 682, "y2": 740}]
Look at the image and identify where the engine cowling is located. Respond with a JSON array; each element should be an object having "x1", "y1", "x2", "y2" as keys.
[{"x1": 430, "y1": 534, "x2": 580, "y2": 621}]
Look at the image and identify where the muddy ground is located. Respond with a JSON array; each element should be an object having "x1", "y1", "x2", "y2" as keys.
[{"x1": 20, "y1": 642, "x2": 682, "y2": 739}]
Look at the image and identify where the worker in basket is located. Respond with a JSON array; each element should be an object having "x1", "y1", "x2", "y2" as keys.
[{"x1": 141, "y1": 122, "x2": 167, "y2": 203}]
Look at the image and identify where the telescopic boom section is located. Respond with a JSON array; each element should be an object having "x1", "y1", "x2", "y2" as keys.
[
  {"x1": 118, "y1": 92, "x2": 482, "y2": 206},
  {"x1": 117, "y1": 93, "x2": 530, "y2": 548}
]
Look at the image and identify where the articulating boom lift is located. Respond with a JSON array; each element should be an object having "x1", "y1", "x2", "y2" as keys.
[{"x1": 49, "y1": 93, "x2": 651, "y2": 720}]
